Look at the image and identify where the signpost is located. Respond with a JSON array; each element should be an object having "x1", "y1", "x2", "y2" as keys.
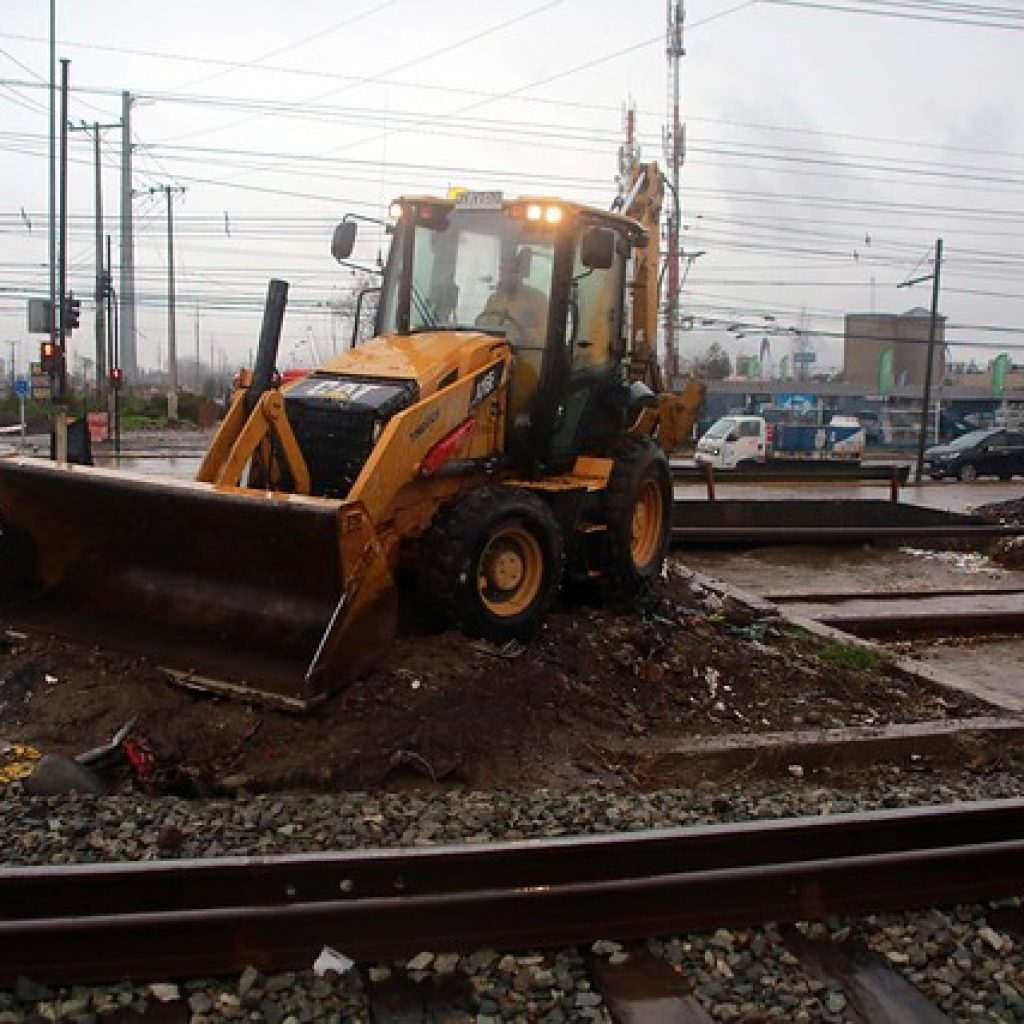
[{"x1": 13, "y1": 377, "x2": 29, "y2": 448}]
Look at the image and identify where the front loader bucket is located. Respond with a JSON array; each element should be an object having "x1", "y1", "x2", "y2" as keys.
[{"x1": 0, "y1": 457, "x2": 397, "y2": 710}]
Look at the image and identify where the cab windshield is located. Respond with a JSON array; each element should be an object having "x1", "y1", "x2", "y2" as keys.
[
  {"x1": 380, "y1": 205, "x2": 556, "y2": 350},
  {"x1": 705, "y1": 417, "x2": 739, "y2": 440}
]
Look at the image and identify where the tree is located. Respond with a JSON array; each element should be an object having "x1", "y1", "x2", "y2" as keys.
[
  {"x1": 329, "y1": 273, "x2": 380, "y2": 351},
  {"x1": 695, "y1": 342, "x2": 732, "y2": 380}
]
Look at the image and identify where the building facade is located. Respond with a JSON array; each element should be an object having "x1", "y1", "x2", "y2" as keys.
[{"x1": 843, "y1": 308, "x2": 945, "y2": 391}]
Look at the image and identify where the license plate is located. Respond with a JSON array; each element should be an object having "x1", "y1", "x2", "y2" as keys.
[{"x1": 454, "y1": 190, "x2": 503, "y2": 210}]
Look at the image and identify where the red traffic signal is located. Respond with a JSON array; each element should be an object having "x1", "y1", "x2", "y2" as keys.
[
  {"x1": 109, "y1": 366, "x2": 123, "y2": 388},
  {"x1": 40, "y1": 340, "x2": 57, "y2": 373}
]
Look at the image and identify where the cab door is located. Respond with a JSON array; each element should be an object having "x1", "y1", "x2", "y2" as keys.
[{"x1": 549, "y1": 222, "x2": 627, "y2": 458}]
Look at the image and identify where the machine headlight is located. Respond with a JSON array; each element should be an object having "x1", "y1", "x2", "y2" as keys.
[{"x1": 524, "y1": 203, "x2": 563, "y2": 224}]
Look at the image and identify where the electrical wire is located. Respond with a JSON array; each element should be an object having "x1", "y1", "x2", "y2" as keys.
[{"x1": 760, "y1": 0, "x2": 1024, "y2": 30}]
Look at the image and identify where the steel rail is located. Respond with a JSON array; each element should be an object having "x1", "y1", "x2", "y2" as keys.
[
  {"x1": 671, "y1": 524, "x2": 1024, "y2": 544},
  {"x1": 3, "y1": 799, "x2": 1024, "y2": 985}
]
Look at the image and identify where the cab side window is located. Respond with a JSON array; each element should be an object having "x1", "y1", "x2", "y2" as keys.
[{"x1": 568, "y1": 230, "x2": 623, "y2": 373}]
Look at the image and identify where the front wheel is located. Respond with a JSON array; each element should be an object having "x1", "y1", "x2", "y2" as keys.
[
  {"x1": 959, "y1": 462, "x2": 979, "y2": 483},
  {"x1": 600, "y1": 438, "x2": 673, "y2": 593},
  {"x1": 419, "y1": 486, "x2": 564, "y2": 640}
]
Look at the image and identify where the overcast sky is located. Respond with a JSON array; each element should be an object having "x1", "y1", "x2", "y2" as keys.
[{"x1": 2, "y1": 0, "x2": 1023, "y2": 380}]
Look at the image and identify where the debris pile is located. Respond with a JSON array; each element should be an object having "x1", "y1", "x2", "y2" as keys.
[{"x1": 0, "y1": 565, "x2": 994, "y2": 796}]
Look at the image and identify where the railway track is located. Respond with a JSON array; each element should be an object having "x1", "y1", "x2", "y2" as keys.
[
  {"x1": 766, "y1": 585, "x2": 1024, "y2": 640},
  {"x1": 3, "y1": 799, "x2": 1024, "y2": 992}
]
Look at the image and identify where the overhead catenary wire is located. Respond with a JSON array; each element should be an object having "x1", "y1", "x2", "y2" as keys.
[{"x1": 2, "y1": 4, "x2": 1021, "y2": 370}]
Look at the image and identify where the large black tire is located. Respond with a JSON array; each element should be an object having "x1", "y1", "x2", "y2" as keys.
[
  {"x1": 419, "y1": 486, "x2": 564, "y2": 641},
  {"x1": 600, "y1": 437, "x2": 673, "y2": 593}
]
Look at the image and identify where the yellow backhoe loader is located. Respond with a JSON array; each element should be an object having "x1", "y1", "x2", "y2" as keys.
[{"x1": 0, "y1": 164, "x2": 703, "y2": 710}]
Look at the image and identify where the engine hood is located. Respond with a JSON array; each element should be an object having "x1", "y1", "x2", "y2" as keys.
[{"x1": 315, "y1": 329, "x2": 509, "y2": 397}]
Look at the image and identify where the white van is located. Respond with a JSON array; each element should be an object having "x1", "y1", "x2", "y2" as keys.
[
  {"x1": 695, "y1": 415, "x2": 865, "y2": 469},
  {"x1": 694, "y1": 416, "x2": 767, "y2": 469}
]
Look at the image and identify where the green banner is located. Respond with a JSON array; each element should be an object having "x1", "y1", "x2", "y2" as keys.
[
  {"x1": 878, "y1": 347, "x2": 894, "y2": 396},
  {"x1": 993, "y1": 352, "x2": 1010, "y2": 396}
]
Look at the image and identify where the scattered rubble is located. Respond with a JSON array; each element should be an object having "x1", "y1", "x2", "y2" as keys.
[
  {"x1": 972, "y1": 496, "x2": 1024, "y2": 568},
  {"x1": 0, "y1": 562, "x2": 996, "y2": 796}
]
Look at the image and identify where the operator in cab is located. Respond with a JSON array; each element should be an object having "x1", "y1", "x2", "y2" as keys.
[
  {"x1": 477, "y1": 247, "x2": 549, "y2": 351},
  {"x1": 477, "y1": 246, "x2": 550, "y2": 426}
]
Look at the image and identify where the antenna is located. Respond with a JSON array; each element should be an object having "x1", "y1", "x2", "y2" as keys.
[{"x1": 663, "y1": 0, "x2": 686, "y2": 389}]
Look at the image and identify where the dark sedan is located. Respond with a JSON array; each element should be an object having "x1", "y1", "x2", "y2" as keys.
[{"x1": 923, "y1": 428, "x2": 1024, "y2": 482}]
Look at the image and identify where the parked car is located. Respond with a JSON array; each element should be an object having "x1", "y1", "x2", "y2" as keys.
[{"x1": 923, "y1": 428, "x2": 1024, "y2": 482}]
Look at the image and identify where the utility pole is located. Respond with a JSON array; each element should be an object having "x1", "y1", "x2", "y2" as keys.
[
  {"x1": 48, "y1": 0, "x2": 56, "y2": 365},
  {"x1": 69, "y1": 120, "x2": 120, "y2": 391},
  {"x1": 899, "y1": 238, "x2": 944, "y2": 483},
  {"x1": 106, "y1": 233, "x2": 121, "y2": 453},
  {"x1": 146, "y1": 185, "x2": 186, "y2": 421},
  {"x1": 119, "y1": 91, "x2": 137, "y2": 382},
  {"x1": 195, "y1": 304, "x2": 201, "y2": 392},
  {"x1": 663, "y1": 0, "x2": 685, "y2": 392},
  {"x1": 57, "y1": 57, "x2": 69, "y2": 404}
]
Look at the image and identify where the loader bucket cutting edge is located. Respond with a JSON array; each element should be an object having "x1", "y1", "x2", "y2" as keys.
[{"x1": 0, "y1": 457, "x2": 397, "y2": 708}]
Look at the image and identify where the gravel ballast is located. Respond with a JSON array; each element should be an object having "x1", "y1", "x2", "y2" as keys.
[{"x1": 4, "y1": 765, "x2": 1024, "y2": 1021}]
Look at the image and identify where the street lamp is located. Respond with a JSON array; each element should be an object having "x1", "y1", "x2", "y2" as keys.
[
  {"x1": 897, "y1": 238, "x2": 943, "y2": 483},
  {"x1": 680, "y1": 249, "x2": 706, "y2": 289}
]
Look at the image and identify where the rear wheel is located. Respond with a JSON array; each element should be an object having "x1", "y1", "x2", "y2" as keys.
[
  {"x1": 600, "y1": 438, "x2": 673, "y2": 593},
  {"x1": 419, "y1": 486, "x2": 563, "y2": 640},
  {"x1": 959, "y1": 462, "x2": 979, "y2": 483}
]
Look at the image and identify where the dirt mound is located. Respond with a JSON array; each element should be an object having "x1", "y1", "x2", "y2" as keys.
[
  {"x1": 975, "y1": 497, "x2": 1024, "y2": 526},
  {"x1": 973, "y1": 497, "x2": 1024, "y2": 568},
  {"x1": 0, "y1": 563, "x2": 989, "y2": 796}
]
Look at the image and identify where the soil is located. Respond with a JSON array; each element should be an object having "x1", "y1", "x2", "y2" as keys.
[
  {"x1": 975, "y1": 497, "x2": 1024, "y2": 569},
  {"x1": 975, "y1": 497, "x2": 1024, "y2": 525},
  {"x1": 0, "y1": 560, "x2": 995, "y2": 797}
]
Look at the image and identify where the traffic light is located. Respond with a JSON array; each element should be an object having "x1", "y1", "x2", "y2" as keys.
[
  {"x1": 63, "y1": 293, "x2": 81, "y2": 332},
  {"x1": 40, "y1": 340, "x2": 57, "y2": 373},
  {"x1": 109, "y1": 366, "x2": 123, "y2": 388}
]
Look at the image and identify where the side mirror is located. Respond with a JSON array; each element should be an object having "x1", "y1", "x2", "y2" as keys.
[
  {"x1": 726, "y1": 432, "x2": 739, "y2": 443},
  {"x1": 331, "y1": 221, "x2": 357, "y2": 262},
  {"x1": 580, "y1": 226, "x2": 615, "y2": 270}
]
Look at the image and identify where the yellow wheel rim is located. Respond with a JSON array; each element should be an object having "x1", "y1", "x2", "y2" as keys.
[
  {"x1": 630, "y1": 479, "x2": 664, "y2": 569},
  {"x1": 477, "y1": 524, "x2": 544, "y2": 617}
]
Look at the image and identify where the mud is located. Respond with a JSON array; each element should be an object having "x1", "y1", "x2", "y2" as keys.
[{"x1": 0, "y1": 563, "x2": 996, "y2": 797}]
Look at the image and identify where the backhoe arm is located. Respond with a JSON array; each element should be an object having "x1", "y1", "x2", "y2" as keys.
[{"x1": 196, "y1": 386, "x2": 311, "y2": 493}]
